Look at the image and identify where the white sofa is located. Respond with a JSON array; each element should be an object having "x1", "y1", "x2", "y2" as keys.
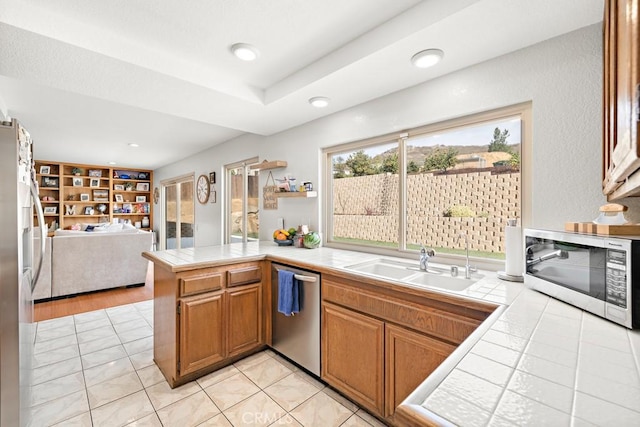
[
  {"x1": 33, "y1": 229, "x2": 153, "y2": 299},
  {"x1": 33, "y1": 235, "x2": 52, "y2": 300}
]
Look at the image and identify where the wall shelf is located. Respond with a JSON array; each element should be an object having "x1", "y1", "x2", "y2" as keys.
[
  {"x1": 275, "y1": 191, "x2": 317, "y2": 198},
  {"x1": 250, "y1": 160, "x2": 287, "y2": 171}
]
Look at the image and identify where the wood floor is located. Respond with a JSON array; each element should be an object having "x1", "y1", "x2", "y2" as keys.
[{"x1": 34, "y1": 265, "x2": 154, "y2": 322}]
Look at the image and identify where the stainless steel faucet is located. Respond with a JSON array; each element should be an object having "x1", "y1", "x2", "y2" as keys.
[
  {"x1": 419, "y1": 245, "x2": 436, "y2": 271},
  {"x1": 458, "y1": 233, "x2": 476, "y2": 279}
]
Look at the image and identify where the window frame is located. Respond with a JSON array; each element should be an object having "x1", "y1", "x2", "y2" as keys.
[
  {"x1": 322, "y1": 103, "x2": 532, "y2": 269},
  {"x1": 160, "y1": 172, "x2": 195, "y2": 250},
  {"x1": 224, "y1": 156, "x2": 259, "y2": 244}
]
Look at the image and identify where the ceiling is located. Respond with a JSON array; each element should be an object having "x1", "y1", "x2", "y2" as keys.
[{"x1": 0, "y1": 0, "x2": 603, "y2": 169}]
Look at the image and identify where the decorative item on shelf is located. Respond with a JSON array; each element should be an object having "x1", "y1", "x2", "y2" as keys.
[
  {"x1": 133, "y1": 203, "x2": 149, "y2": 214},
  {"x1": 135, "y1": 196, "x2": 146, "y2": 202},
  {"x1": 114, "y1": 184, "x2": 124, "y2": 191},
  {"x1": 115, "y1": 194, "x2": 123, "y2": 203},
  {"x1": 142, "y1": 216, "x2": 150, "y2": 228},
  {"x1": 42, "y1": 177, "x2": 59, "y2": 187},
  {"x1": 93, "y1": 189, "x2": 108, "y2": 201},
  {"x1": 67, "y1": 195, "x2": 75, "y2": 201},
  {"x1": 41, "y1": 195, "x2": 56, "y2": 201},
  {"x1": 43, "y1": 206, "x2": 57, "y2": 214},
  {"x1": 96, "y1": 204, "x2": 107, "y2": 214},
  {"x1": 72, "y1": 177, "x2": 82, "y2": 187},
  {"x1": 134, "y1": 221, "x2": 142, "y2": 229},
  {"x1": 39, "y1": 165, "x2": 50, "y2": 175},
  {"x1": 276, "y1": 176, "x2": 297, "y2": 192},
  {"x1": 80, "y1": 193, "x2": 90, "y2": 201},
  {"x1": 117, "y1": 171, "x2": 131, "y2": 179},
  {"x1": 88, "y1": 169, "x2": 102, "y2": 177},
  {"x1": 136, "y1": 182, "x2": 149, "y2": 191},
  {"x1": 83, "y1": 206, "x2": 94, "y2": 215},
  {"x1": 138, "y1": 172, "x2": 149, "y2": 180},
  {"x1": 89, "y1": 178, "x2": 100, "y2": 188},
  {"x1": 125, "y1": 182, "x2": 134, "y2": 191},
  {"x1": 72, "y1": 167, "x2": 82, "y2": 176}
]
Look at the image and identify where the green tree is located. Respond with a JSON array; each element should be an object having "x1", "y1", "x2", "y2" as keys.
[
  {"x1": 345, "y1": 150, "x2": 376, "y2": 176},
  {"x1": 509, "y1": 151, "x2": 521, "y2": 169},
  {"x1": 380, "y1": 153, "x2": 398, "y2": 174},
  {"x1": 407, "y1": 160, "x2": 421, "y2": 174},
  {"x1": 488, "y1": 127, "x2": 512, "y2": 152},
  {"x1": 333, "y1": 155, "x2": 347, "y2": 178},
  {"x1": 423, "y1": 147, "x2": 458, "y2": 172}
]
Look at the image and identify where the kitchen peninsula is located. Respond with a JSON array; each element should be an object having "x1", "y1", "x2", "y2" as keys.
[{"x1": 143, "y1": 243, "x2": 640, "y2": 426}]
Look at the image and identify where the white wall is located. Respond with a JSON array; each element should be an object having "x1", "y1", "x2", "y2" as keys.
[{"x1": 153, "y1": 23, "x2": 606, "y2": 246}]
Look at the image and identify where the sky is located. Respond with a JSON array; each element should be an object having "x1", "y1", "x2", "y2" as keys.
[{"x1": 336, "y1": 116, "x2": 522, "y2": 158}]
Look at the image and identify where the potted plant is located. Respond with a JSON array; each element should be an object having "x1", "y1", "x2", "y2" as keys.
[
  {"x1": 72, "y1": 167, "x2": 82, "y2": 176},
  {"x1": 125, "y1": 182, "x2": 134, "y2": 191}
]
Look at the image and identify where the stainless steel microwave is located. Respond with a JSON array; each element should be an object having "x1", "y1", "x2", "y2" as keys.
[{"x1": 524, "y1": 228, "x2": 640, "y2": 329}]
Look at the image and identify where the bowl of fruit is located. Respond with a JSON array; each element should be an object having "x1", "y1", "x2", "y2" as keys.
[{"x1": 273, "y1": 228, "x2": 296, "y2": 246}]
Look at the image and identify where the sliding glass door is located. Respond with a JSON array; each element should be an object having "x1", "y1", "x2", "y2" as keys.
[
  {"x1": 225, "y1": 158, "x2": 259, "y2": 243},
  {"x1": 163, "y1": 174, "x2": 194, "y2": 249}
]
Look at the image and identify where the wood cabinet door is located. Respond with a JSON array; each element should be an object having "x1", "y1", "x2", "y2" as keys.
[
  {"x1": 604, "y1": 0, "x2": 640, "y2": 196},
  {"x1": 227, "y1": 282, "x2": 263, "y2": 357},
  {"x1": 321, "y1": 302, "x2": 385, "y2": 415},
  {"x1": 179, "y1": 292, "x2": 226, "y2": 376},
  {"x1": 384, "y1": 324, "x2": 455, "y2": 417}
]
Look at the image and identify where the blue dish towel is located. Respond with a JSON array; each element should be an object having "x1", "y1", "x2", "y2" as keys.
[{"x1": 278, "y1": 270, "x2": 300, "y2": 316}]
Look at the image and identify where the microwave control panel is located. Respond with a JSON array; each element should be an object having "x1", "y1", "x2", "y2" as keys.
[{"x1": 606, "y1": 249, "x2": 627, "y2": 308}]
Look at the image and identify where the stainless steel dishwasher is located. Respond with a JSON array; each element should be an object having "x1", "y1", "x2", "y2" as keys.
[{"x1": 271, "y1": 263, "x2": 321, "y2": 376}]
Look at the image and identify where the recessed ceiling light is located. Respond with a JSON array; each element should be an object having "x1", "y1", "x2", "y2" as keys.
[
  {"x1": 230, "y1": 43, "x2": 260, "y2": 61},
  {"x1": 128, "y1": 143, "x2": 139, "y2": 148},
  {"x1": 309, "y1": 97, "x2": 330, "y2": 108},
  {"x1": 411, "y1": 49, "x2": 444, "y2": 68},
  {"x1": 108, "y1": 161, "x2": 116, "y2": 165}
]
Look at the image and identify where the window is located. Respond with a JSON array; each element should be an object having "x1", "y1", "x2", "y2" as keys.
[
  {"x1": 162, "y1": 174, "x2": 194, "y2": 249},
  {"x1": 325, "y1": 104, "x2": 530, "y2": 264},
  {"x1": 225, "y1": 157, "x2": 259, "y2": 243}
]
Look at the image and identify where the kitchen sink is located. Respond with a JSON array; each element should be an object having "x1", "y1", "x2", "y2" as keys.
[
  {"x1": 405, "y1": 272, "x2": 480, "y2": 291},
  {"x1": 345, "y1": 258, "x2": 416, "y2": 280},
  {"x1": 344, "y1": 258, "x2": 481, "y2": 291}
]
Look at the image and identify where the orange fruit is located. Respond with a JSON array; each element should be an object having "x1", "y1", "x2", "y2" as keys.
[{"x1": 276, "y1": 233, "x2": 286, "y2": 241}]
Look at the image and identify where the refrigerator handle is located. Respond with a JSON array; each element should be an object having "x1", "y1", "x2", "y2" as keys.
[{"x1": 31, "y1": 180, "x2": 46, "y2": 292}]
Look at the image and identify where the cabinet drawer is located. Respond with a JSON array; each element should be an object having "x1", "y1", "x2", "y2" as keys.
[
  {"x1": 227, "y1": 265, "x2": 262, "y2": 288},
  {"x1": 180, "y1": 273, "x2": 223, "y2": 297},
  {"x1": 323, "y1": 279, "x2": 481, "y2": 345}
]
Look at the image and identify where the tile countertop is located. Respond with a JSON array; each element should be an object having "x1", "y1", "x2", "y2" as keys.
[{"x1": 143, "y1": 242, "x2": 640, "y2": 426}]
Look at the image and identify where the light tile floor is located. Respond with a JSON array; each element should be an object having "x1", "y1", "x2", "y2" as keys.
[{"x1": 29, "y1": 300, "x2": 386, "y2": 427}]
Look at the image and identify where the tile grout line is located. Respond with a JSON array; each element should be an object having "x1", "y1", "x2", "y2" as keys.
[{"x1": 34, "y1": 300, "x2": 371, "y2": 427}]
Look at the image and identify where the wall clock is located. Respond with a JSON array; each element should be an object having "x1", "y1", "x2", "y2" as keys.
[{"x1": 196, "y1": 174, "x2": 210, "y2": 204}]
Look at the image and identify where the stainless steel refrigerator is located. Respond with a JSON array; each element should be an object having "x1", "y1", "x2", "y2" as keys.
[{"x1": 0, "y1": 119, "x2": 46, "y2": 426}]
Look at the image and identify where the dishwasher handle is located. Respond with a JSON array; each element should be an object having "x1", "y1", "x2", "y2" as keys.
[{"x1": 294, "y1": 274, "x2": 317, "y2": 282}]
